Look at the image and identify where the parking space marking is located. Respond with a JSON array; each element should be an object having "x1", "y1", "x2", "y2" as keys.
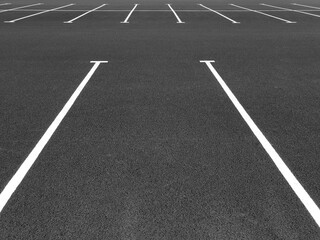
[
  {"x1": 261, "y1": 4, "x2": 320, "y2": 18},
  {"x1": 4, "y1": 4, "x2": 75, "y2": 23},
  {"x1": 64, "y1": 4, "x2": 107, "y2": 23},
  {"x1": 0, "y1": 3, "x2": 43, "y2": 14},
  {"x1": 0, "y1": 3, "x2": 11, "y2": 6},
  {"x1": 121, "y1": 4, "x2": 138, "y2": 23},
  {"x1": 198, "y1": 4, "x2": 240, "y2": 24},
  {"x1": 230, "y1": 4, "x2": 296, "y2": 23},
  {"x1": 200, "y1": 60, "x2": 320, "y2": 228},
  {"x1": 292, "y1": 3, "x2": 320, "y2": 10},
  {"x1": 0, "y1": 61, "x2": 108, "y2": 214},
  {"x1": 167, "y1": 4, "x2": 185, "y2": 23}
]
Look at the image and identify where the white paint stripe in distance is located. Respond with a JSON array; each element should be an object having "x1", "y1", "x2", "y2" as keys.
[
  {"x1": 121, "y1": 3, "x2": 138, "y2": 23},
  {"x1": 167, "y1": 4, "x2": 185, "y2": 23},
  {"x1": 198, "y1": 4, "x2": 240, "y2": 24},
  {"x1": 4, "y1": 4, "x2": 74, "y2": 23},
  {"x1": 292, "y1": 3, "x2": 320, "y2": 10},
  {"x1": 64, "y1": 4, "x2": 107, "y2": 23},
  {"x1": 0, "y1": 3, "x2": 11, "y2": 6},
  {"x1": 230, "y1": 4, "x2": 296, "y2": 23},
  {"x1": 0, "y1": 61, "x2": 108, "y2": 214},
  {"x1": 200, "y1": 60, "x2": 320, "y2": 228},
  {"x1": 261, "y1": 3, "x2": 320, "y2": 18},
  {"x1": 0, "y1": 3, "x2": 43, "y2": 14}
]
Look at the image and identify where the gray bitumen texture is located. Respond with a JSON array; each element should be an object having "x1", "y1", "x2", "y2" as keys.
[{"x1": 0, "y1": 0, "x2": 320, "y2": 239}]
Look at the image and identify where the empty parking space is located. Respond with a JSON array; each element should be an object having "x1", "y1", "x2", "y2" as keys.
[{"x1": 1, "y1": 0, "x2": 320, "y2": 239}]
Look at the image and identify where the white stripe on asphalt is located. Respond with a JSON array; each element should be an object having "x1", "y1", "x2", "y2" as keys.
[
  {"x1": 0, "y1": 3, "x2": 43, "y2": 14},
  {"x1": 4, "y1": 4, "x2": 74, "y2": 23},
  {"x1": 121, "y1": 3, "x2": 138, "y2": 23},
  {"x1": 64, "y1": 4, "x2": 107, "y2": 23},
  {"x1": 200, "y1": 60, "x2": 320, "y2": 228},
  {"x1": 0, "y1": 61, "x2": 108, "y2": 214},
  {"x1": 0, "y1": 3, "x2": 11, "y2": 6},
  {"x1": 230, "y1": 4, "x2": 296, "y2": 23},
  {"x1": 292, "y1": 3, "x2": 320, "y2": 10},
  {"x1": 198, "y1": 4, "x2": 240, "y2": 24},
  {"x1": 261, "y1": 4, "x2": 320, "y2": 18},
  {"x1": 167, "y1": 4, "x2": 185, "y2": 23}
]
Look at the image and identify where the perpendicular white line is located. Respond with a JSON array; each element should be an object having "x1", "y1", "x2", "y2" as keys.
[
  {"x1": 0, "y1": 61, "x2": 108, "y2": 214},
  {"x1": 292, "y1": 3, "x2": 320, "y2": 10},
  {"x1": 230, "y1": 4, "x2": 296, "y2": 23},
  {"x1": 4, "y1": 3, "x2": 74, "y2": 23},
  {"x1": 261, "y1": 3, "x2": 320, "y2": 18},
  {"x1": 0, "y1": 3, "x2": 43, "y2": 14},
  {"x1": 167, "y1": 4, "x2": 185, "y2": 23},
  {"x1": 198, "y1": 4, "x2": 240, "y2": 24},
  {"x1": 120, "y1": 3, "x2": 138, "y2": 23},
  {"x1": 200, "y1": 60, "x2": 320, "y2": 228},
  {"x1": 64, "y1": 4, "x2": 107, "y2": 23}
]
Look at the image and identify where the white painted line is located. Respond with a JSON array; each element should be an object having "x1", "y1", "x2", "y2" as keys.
[
  {"x1": 64, "y1": 4, "x2": 107, "y2": 23},
  {"x1": 0, "y1": 3, "x2": 11, "y2": 6},
  {"x1": 4, "y1": 4, "x2": 74, "y2": 23},
  {"x1": 230, "y1": 4, "x2": 296, "y2": 23},
  {"x1": 0, "y1": 61, "x2": 108, "y2": 214},
  {"x1": 200, "y1": 60, "x2": 320, "y2": 228},
  {"x1": 292, "y1": 3, "x2": 320, "y2": 10},
  {"x1": 121, "y1": 3, "x2": 138, "y2": 23},
  {"x1": 167, "y1": 4, "x2": 185, "y2": 23},
  {"x1": 261, "y1": 4, "x2": 320, "y2": 18},
  {"x1": 0, "y1": 3, "x2": 43, "y2": 14},
  {"x1": 198, "y1": 4, "x2": 240, "y2": 24}
]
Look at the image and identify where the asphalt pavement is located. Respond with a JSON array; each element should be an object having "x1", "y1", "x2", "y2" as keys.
[{"x1": 0, "y1": 0, "x2": 320, "y2": 239}]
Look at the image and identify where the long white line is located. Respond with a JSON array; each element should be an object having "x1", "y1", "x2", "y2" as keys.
[
  {"x1": 121, "y1": 3, "x2": 138, "y2": 23},
  {"x1": 4, "y1": 9, "x2": 320, "y2": 13},
  {"x1": 0, "y1": 61, "x2": 108, "y2": 214},
  {"x1": 64, "y1": 4, "x2": 107, "y2": 23},
  {"x1": 198, "y1": 4, "x2": 240, "y2": 24},
  {"x1": 292, "y1": 3, "x2": 320, "y2": 10},
  {"x1": 4, "y1": 4, "x2": 74, "y2": 23},
  {"x1": 261, "y1": 4, "x2": 320, "y2": 18},
  {"x1": 230, "y1": 4, "x2": 296, "y2": 23},
  {"x1": 200, "y1": 60, "x2": 320, "y2": 228},
  {"x1": 0, "y1": 3, "x2": 11, "y2": 6},
  {"x1": 167, "y1": 4, "x2": 185, "y2": 23},
  {"x1": 0, "y1": 3, "x2": 43, "y2": 13}
]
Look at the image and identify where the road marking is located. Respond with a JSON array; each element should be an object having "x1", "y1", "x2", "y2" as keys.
[
  {"x1": 0, "y1": 3, "x2": 11, "y2": 6},
  {"x1": 4, "y1": 4, "x2": 74, "y2": 23},
  {"x1": 0, "y1": 61, "x2": 108, "y2": 214},
  {"x1": 0, "y1": 3, "x2": 43, "y2": 14},
  {"x1": 292, "y1": 3, "x2": 320, "y2": 10},
  {"x1": 64, "y1": 4, "x2": 107, "y2": 23},
  {"x1": 200, "y1": 60, "x2": 320, "y2": 228},
  {"x1": 261, "y1": 4, "x2": 320, "y2": 18},
  {"x1": 198, "y1": 4, "x2": 240, "y2": 24},
  {"x1": 230, "y1": 4, "x2": 296, "y2": 23},
  {"x1": 167, "y1": 4, "x2": 185, "y2": 23},
  {"x1": 121, "y1": 4, "x2": 138, "y2": 23}
]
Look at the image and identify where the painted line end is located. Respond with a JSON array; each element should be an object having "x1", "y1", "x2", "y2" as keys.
[
  {"x1": 90, "y1": 61, "x2": 108, "y2": 64},
  {"x1": 200, "y1": 60, "x2": 215, "y2": 63}
]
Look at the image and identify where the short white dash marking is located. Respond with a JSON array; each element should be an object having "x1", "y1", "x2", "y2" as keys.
[
  {"x1": 230, "y1": 4, "x2": 296, "y2": 23},
  {"x1": 64, "y1": 4, "x2": 107, "y2": 23},
  {"x1": 0, "y1": 61, "x2": 108, "y2": 214},
  {"x1": 198, "y1": 4, "x2": 240, "y2": 23},
  {"x1": 121, "y1": 4, "x2": 138, "y2": 23},
  {"x1": 167, "y1": 4, "x2": 185, "y2": 23},
  {"x1": 261, "y1": 3, "x2": 320, "y2": 18},
  {"x1": 0, "y1": 3, "x2": 43, "y2": 14},
  {"x1": 200, "y1": 60, "x2": 320, "y2": 228},
  {"x1": 4, "y1": 4, "x2": 74, "y2": 23},
  {"x1": 292, "y1": 3, "x2": 320, "y2": 10}
]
